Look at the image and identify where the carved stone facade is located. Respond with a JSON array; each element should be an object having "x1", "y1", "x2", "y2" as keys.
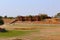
[
  {"x1": 16, "y1": 16, "x2": 41, "y2": 21},
  {"x1": 10, "y1": 15, "x2": 52, "y2": 24}
]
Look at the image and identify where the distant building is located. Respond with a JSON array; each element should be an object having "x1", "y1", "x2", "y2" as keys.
[
  {"x1": 10, "y1": 15, "x2": 51, "y2": 24},
  {"x1": 16, "y1": 16, "x2": 41, "y2": 21}
]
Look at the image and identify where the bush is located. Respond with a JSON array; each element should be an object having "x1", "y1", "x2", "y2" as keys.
[
  {"x1": 4, "y1": 16, "x2": 7, "y2": 18},
  {"x1": 0, "y1": 28, "x2": 8, "y2": 32},
  {"x1": 54, "y1": 13, "x2": 60, "y2": 18},
  {"x1": 0, "y1": 16, "x2": 4, "y2": 25},
  {"x1": 0, "y1": 19, "x2": 4, "y2": 25},
  {"x1": 38, "y1": 14, "x2": 48, "y2": 20}
]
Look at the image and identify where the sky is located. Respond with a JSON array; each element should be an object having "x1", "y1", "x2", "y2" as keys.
[{"x1": 0, "y1": 0, "x2": 60, "y2": 17}]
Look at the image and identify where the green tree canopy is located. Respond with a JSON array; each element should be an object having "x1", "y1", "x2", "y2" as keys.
[
  {"x1": 38, "y1": 14, "x2": 48, "y2": 20},
  {"x1": 54, "y1": 13, "x2": 60, "y2": 18}
]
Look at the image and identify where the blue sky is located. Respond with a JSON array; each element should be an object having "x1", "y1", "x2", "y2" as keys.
[{"x1": 0, "y1": 0, "x2": 60, "y2": 17}]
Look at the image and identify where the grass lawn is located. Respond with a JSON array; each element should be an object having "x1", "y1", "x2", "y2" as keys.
[{"x1": 0, "y1": 30, "x2": 35, "y2": 38}]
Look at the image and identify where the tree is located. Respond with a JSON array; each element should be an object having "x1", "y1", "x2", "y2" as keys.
[
  {"x1": 38, "y1": 14, "x2": 48, "y2": 20},
  {"x1": 0, "y1": 16, "x2": 4, "y2": 25},
  {"x1": 4, "y1": 16, "x2": 7, "y2": 18},
  {"x1": 54, "y1": 13, "x2": 60, "y2": 18},
  {"x1": 8, "y1": 17, "x2": 14, "y2": 19}
]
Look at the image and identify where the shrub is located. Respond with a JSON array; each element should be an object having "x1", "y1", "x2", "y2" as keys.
[
  {"x1": 0, "y1": 28, "x2": 8, "y2": 32},
  {"x1": 0, "y1": 16, "x2": 4, "y2": 25},
  {"x1": 0, "y1": 19, "x2": 4, "y2": 25},
  {"x1": 38, "y1": 14, "x2": 48, "y2": 20},
  {"x1": 54, "y1": 13, "x2": 60, "y2": 18}
]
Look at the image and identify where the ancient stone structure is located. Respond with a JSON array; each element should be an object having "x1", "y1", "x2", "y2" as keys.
[
  {"x1": 16, "y1": 16, "x2": 41, "y2": 21},
  {"x1": 10, "y1": 15, "x2": 51, "y2": 24}
]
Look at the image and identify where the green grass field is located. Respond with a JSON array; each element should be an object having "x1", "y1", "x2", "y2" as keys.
[{"x1": 0, "y1": 30, "x2": 35, "y2": 38}]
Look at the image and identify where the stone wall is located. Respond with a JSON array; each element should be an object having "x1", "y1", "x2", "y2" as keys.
[{"x1": 16, "y1": 16, "x2": 41, "y2": 21}]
